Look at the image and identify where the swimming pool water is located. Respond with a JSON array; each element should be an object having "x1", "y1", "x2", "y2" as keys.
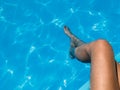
[{"x1": 0, "y1": 0, "x2": 120, "y2": 90}]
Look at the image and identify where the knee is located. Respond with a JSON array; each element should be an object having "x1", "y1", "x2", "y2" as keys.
[
  {"x1": 94, "y1": 39, "x2": 111, "y2": 48},
  {"x1": 96, "y1": 39, "x2": 110, "y2": 45}
]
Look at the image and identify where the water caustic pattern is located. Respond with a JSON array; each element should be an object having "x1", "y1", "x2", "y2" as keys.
[{"x1": 0, "y1": 0, "x2": 120, "y2": 90}]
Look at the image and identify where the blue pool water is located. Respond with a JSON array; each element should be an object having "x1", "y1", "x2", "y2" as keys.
[{"x1": 0, "y1": 0, "x2": 120, "y2": 90}]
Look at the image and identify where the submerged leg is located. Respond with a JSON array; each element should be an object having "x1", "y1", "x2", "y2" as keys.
[{"x1": 64, "y1": 26, "x2": 85, "y2": 59}]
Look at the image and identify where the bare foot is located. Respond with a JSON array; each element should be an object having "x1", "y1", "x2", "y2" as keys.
[{"x1": 64, "y1": 26, "x2": 73, "y2": 38}]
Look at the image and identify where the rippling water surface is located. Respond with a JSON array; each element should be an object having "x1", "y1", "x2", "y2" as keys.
[{"x1": 0, "y1": 0, "x2": 120, "y2": 90}]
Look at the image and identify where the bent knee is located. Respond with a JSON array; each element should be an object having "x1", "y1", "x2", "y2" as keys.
[
  {"x1": 96, "y1": 39, "x2": 109, "y2": 44},
  {"x1": 90, "y1": 39, "x2": 115, "y2": 62},
  {"x1": 89, "y1": 39, "x2": 113, "y2": 55},
  {"x1": 95, "y1": 39, "x2": 111, "y2": 48}
]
